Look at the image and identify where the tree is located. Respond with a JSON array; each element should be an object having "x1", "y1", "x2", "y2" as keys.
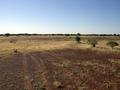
[
  {"x1": 87, "y1": 39, "x2": 97, "y2": 47},
  {"x1": 106, "y1": 41, "x2": 119, "y2": 49},
  {"x1": 75, "y1": 33, "x2": 81, "y2": 43},
  {"x1": 77, "y1": 33, "x2": 80, "y2": 36}
]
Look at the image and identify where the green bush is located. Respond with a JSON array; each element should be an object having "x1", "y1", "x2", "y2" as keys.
[
  {"x1": 77, "y1": 33, "x2": 80, "y2": 36},
  {"x1": 13, "y1": 49, "x2": 18, "y2": 53},
  {"x1": 75, "y1": 36, "x2": 80, "y2": 43},
  {"x1": 87, "y1": 39, "x2": 97, "y2": 47},
  {"x1": 106, "y1": 41, "x2": 119, "y2": 49},
  {"x1": 75, "y1": 33, "x2": 81, "y2": 43}
]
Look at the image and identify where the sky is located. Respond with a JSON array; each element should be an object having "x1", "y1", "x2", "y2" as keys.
[{"x1": 0, "y1": 0, "x2": 120, "y2": 34}]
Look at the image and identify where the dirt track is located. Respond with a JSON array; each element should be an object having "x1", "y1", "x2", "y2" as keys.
[{"x1": 0, "y1": 49, "x2": 120, "y2": 90}]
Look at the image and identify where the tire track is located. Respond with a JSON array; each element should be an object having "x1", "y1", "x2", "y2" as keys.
[
  {"x1": 29, "y1": 53, "x2": 55, "y2": 90},
  {"x1": 13, "y1": 53, "x2": 25, "y2": 90},
  {"x1": 27, "y1": 54, "x2": 47, "y2": 90},
  {"x1": 22, "y1": 54, "x2": 34, "y2": 90},
  {"x1": 32, "y1": 52, "x2": 72, "y2": 90}
]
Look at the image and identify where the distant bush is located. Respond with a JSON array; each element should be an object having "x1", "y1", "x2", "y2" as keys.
[
  {"x1": 75, "y1": 33, "x2": 81, "y2": 43},
  {"x1": 13, "y1": 49, "x2": 18, "y2": 53},
  {"x1": 10, "y1": 40, "x2": 17, "y2": 43},
  {"x1": 76, "y1": 33, "x2": 81, "y2": 36},
  {"x1": 106, "y1": 41, "x2": 119, "y2": 49},
  {"x1": 75, "y1": 36, "x2": 80, "y2": 43},
  {"x1": 87, "y1": 39, "x2": 98, "y2": 47}
]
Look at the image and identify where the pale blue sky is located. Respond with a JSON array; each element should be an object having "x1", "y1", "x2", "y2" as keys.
[{"x1": 0, "y1": 0, "x2": 120, "y2": 34}]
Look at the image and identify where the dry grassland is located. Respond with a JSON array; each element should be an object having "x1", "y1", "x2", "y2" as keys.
[
  {"x1": 0, "y1": 36, "x2": 120, "y2": 54},
  {"x1": 0, "y1": 36, "x2": 120, "y2": 90}
]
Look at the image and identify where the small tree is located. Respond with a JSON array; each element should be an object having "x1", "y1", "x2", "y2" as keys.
[
  {"x1": 77, "y1": 33, "x2": 80, "y2": 36},
  {"x1": 87, "y1": 39, "x2": 97, "y2": 47},
  {"x1": 106, "y1": 41, "x2": 119, "y2": 49},
  {"x1": 75, "y1": 33, "x2": 81, "y2": 43}
]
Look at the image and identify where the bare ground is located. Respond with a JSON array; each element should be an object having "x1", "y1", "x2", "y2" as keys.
[{"x1": 0, "y1": 49, "x2": 120, "y2": 90}]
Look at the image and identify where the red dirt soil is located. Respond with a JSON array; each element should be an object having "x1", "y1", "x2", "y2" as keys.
[{"x1": 0, "y1": 49, "x2": 120, "y2": 90}]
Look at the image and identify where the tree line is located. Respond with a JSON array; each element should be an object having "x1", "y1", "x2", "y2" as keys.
[{"x1": 0, "y1": 33, "x2": 120, "y2": 37}]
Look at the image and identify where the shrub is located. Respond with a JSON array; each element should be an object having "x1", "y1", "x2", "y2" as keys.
[
  {"x1": 75, "y1": 33, "x2": 81, "y2": 43},
  {"x1": 77, "y1": 33, "x2": 81, "y2": 36},
  {"x1": 75, "y1": 36, "x2": 80, "y2": 43},
  {"x1": 106, "y1": 41, "x2": 119, "y2": 49},
  {"x1": 10, "y1": 40, "x2": 16, "y2": 43},
  {"x1": 13, "y1": 49, "x2": 18, "y2": 53},
  {"x1": 87, "y1": 39, "x2": 98, "y2": 47}
]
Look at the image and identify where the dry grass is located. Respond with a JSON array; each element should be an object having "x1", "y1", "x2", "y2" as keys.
[
  {"x1": 0, "y1": 36, "x2": 119, "y2": 90},
  {"x1": 0, "y1": 36, "x2": 120, "y2": 54}
]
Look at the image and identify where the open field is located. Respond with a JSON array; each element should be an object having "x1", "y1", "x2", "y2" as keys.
[
  {"x1": 0, "y1": 36, "x2": 120, "y2": 90},
  {"x1": 0, "y1": 36, "x2": 120, "y2": 53}
]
